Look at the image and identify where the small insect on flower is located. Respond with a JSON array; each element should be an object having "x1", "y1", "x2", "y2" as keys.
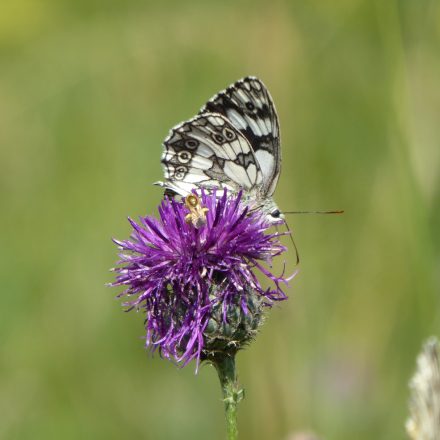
[{"x1": 184, "y1": 194, "x2": 209, "y2": 228}]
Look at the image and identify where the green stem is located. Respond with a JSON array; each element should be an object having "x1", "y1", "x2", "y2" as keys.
[{"x1": 213, "y1": 355, "x2": 243, "y2": 440}]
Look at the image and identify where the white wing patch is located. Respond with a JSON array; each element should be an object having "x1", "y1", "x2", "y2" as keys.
[
  {"x1": 247, "y1": 163, "x2": 257, "y2": 184},
  {"x1": 226, "y1": 109, "x2": 248, "y2": 131},
  {"x1": 255, "y1": 150, "x2": 275, "y2": 183},
  {"x1": 224, "y1": 162, "x2": 251, "y2": 188}
]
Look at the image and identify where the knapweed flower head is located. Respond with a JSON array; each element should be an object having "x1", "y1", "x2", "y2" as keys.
[{"x1": 111, "y1": 190, "x2": 292, "y2": 368}]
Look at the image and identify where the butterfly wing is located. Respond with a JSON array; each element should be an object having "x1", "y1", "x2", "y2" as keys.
[
  {"x1": 200, "y1": 77, "x2": 281, "y2": 196},
  {"x1": 159, "y1": 112, "x2": 264, "y2": 197}
]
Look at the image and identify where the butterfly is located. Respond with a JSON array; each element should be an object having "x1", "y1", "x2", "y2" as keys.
[{"x1": 156, "y1": 76, "x2": 283, "y2": 224}]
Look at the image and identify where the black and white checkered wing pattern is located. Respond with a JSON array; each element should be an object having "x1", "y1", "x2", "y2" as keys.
[
  {"x1": 160, "y1": 112, "x2": 263, "y2": 197},
  {"x1": 200, "y1": 77, "x2": 281, "y2": 197}
]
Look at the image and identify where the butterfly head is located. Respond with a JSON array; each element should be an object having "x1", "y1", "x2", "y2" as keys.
[{"x1": 252, "y1": 196, "x2": 285, "y2": 225}]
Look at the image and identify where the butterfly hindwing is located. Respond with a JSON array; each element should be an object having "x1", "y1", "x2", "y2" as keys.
[
  {"x1": 200, "y1": 77, "x2": 281, "y2": 196},
  {"x1": 161, "y1": 112, "x2": 263, "y2": 197}
]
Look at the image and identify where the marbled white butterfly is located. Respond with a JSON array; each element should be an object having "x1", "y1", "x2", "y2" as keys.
[{"x1": 156, "y1": 76, "x2": 284, "y2": 224}]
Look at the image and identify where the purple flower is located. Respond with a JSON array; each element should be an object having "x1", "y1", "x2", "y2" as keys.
[{"x1": 110, "y1": 190, "x2": 292, "y2": 368}]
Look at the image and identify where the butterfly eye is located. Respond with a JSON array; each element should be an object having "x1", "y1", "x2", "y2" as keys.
[
  {"x1": 222, "y1": 127, "x2": 236, "y2": 140},
  {"x1": 271, "y1": 209, "x2": 281, "y2": 218}
]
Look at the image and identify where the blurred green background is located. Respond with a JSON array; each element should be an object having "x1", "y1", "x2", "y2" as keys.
[{"x1": 1, "y1": 0, "x2": 439, "y2": 439}]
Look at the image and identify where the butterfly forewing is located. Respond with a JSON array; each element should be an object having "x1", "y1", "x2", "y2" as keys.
[
  {"x1": 160, "y1": 113, "x2": 264, "y2": 197},
  {"x1": 199, "y1": 76, "x2": 281, "y2": 196}
]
